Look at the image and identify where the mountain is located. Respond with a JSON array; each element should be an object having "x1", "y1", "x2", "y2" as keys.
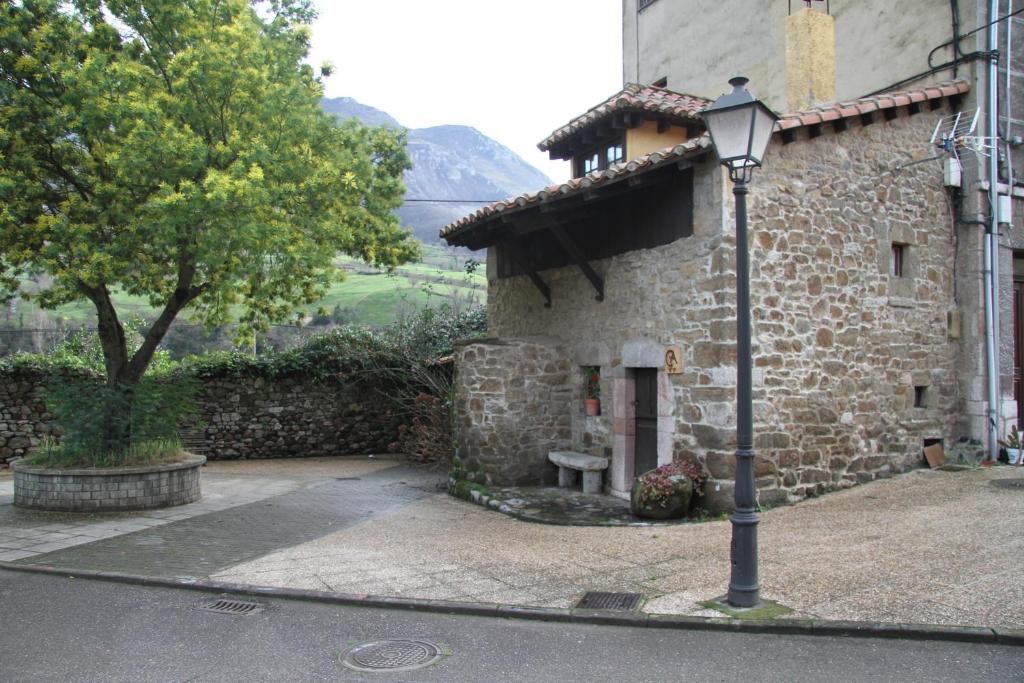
[
  {"x1": 321, "y1": 97, "x2": 401, "y2": 129},
  {"x1": 321, "y1": 97, "x2": 552, "y2": 244}
]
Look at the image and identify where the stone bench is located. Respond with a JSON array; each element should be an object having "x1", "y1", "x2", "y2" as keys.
[{"x1": 548, "y1": 451, "x2": 609, "y2": 494}]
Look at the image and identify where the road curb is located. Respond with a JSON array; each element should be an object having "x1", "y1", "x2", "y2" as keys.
[{"x1": 1, "y1": 561, "x2": 1018, "y2": 646}]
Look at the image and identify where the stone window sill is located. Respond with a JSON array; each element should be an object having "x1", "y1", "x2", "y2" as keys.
[{"x1": 887, "y1": 295, "x2": 917, "y2": 308}]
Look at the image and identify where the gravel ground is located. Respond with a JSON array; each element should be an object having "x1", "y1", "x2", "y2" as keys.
[{"x1": 213, "y1": 464, "x2": 1024, "y2": 628}]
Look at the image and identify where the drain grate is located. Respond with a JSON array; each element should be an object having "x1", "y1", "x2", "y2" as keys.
[
  {"x1": 991, "y1": 477, "x2": 1024, "y2": 490},
  {"x1": 341, "y1": 640, "x2": 444, "y2": 673},
  {"x1": 576, "y1": 591, "x2": 643, "y2": 610},
  {"x1": 196, "y1": 598, "x2": 264, "y2": 616}
]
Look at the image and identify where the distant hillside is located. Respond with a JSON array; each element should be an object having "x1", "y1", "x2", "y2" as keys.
[
  {"x1": 320, "y1": 97, "x2": 401, "y2": 128},
  {"x1": 322, "y1": 97, "x2": 551, "y2": 243}
]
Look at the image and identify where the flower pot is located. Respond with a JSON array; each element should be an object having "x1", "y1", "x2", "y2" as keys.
[
  {"x1": 584, "y1": 398, "x2": 600, "y2": 416},
  {"x1": 630, "y1": 474, "x2": 693, "y2": 520},
  {"x1": 1008, "y1": 448, "x2": 1022, "y2": 465}
]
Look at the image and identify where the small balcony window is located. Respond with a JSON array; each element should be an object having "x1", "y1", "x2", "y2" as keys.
[{"x1": 575, "y1": 139, "x2": 626, "y2": 177}]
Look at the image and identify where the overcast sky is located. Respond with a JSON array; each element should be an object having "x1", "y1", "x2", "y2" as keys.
[{"x1": 307, "y1": 0, "x2": 623, "y2": 184}]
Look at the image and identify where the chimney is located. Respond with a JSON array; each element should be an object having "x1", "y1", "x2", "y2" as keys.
[{"x1": 786, "y1": 6, "x2": 836, "y2": 111}]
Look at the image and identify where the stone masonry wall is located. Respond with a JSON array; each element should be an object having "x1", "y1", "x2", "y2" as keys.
[
  {"x1": 0, "y1": 368, "x2": 401, "y2": 465},
  {"x1": 453, "y1": 338, "x2": 572, "y2": 486},
  {"x1": 743, "y1": 108, "x2": 959, "y2": 499},
  {"x1": 483, "y1": 106, "x2": 960, "y2": 505}
]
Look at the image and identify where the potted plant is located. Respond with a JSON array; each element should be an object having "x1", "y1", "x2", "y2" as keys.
[
  {"x1": 583, "y1": 367, "x2": 601, "y2": 416},
  {"x1": 630, "y1": 461, "x2": 705, "y2": 520},
  {"x1": 998, "y1": 426, "x2": 1023, "y2": 465}
]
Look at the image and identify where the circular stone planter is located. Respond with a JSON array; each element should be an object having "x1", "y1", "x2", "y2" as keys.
[{"x1": 12, "y1": 454, "x2": 205, "y2": 512}]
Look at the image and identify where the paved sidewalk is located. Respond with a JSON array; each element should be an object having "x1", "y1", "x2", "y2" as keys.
[
  {"x1": 2, "y1": 458, "x2": 1022, "y2": 629},
  {"x1": 0, "y1": 458, "x2": 396, "y2": 563}
]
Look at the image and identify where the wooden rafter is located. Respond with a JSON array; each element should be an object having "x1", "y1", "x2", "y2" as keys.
[
  {"x1": 504, "y1": 241, "x2": 551, "y2": 308},
  {"x1": 549, "y1": 224, "x2": 605, "y2": 302}
]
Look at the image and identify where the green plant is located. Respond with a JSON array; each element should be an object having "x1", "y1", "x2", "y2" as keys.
[
  {"x1": 26, "y1": 436, "x2": 185, "y2": 469},
  {"x1": 35, "y1": 374, "x2": 199, "y2": 468},
  {"x1": 583, "y1": 366, "x2": 601, "y2": 400},
  {"x1": 633, "y1": 461, "x2": 705, "y2": 509},
  {"x1": 998, "y1": 426, "x2": 1022, "y2": 450}
]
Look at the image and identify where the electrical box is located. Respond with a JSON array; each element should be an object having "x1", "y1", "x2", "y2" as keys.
[
  {"x1": 943, "y1": 157, "x2": 961, "y2": 188},
  {"x1": 998, "y1": 194, "x2": 1013, "y2": 226}
]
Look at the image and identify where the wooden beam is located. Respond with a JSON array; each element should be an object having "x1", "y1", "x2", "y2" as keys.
[
  {"x1": 657, "y1": 118, "x2": 671, "y2": 133},
  {"x1": 832, "y1": 118, "x2": 848, "y2": 134},
  {"x1": 860, "y1": 111, "x2": 875, "y2": 127},
  {"x1": 549, "y1": 225, "x2": 605, "y2": 302},
  {"x1": 504, "y1": 241, "x2": 552, "y2": 308}
]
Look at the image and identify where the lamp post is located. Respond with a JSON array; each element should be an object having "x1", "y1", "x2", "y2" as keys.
[{"x1": 700, "y1": 77, "x2": 778, "y2": 608}]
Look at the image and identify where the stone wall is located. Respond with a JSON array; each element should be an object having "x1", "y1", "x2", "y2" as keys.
[
  {"x1": 195, "y1": 374, "x2": 399, "y2": 459},
  {"x1": 742, "y1": 109, "x2": 959, "y2": 499},
  {"x1": 452, "y1": 338, "x2": 572, "y2": 486},
  {"x1": 475, "y1": 106, "x2": 961, "y2": 506},
  {"x1": 0, "y1": 368, "x2": 68, "y2": 464},
  {"x1": 0, "y1": 368, "x2": 402, "y2": 466}
]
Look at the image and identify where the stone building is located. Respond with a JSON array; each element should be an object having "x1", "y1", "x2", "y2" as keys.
[
  {"x1": 441, "y1": 2, "x2": 1023, "y2": 508},
  {"x1": 622, "y1": 0, "x2": 1024, "y2": 464}
]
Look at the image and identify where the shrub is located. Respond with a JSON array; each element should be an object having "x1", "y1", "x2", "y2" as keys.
[{"x1": 633, "y1": 461, "x2": 706, "y2": 509}]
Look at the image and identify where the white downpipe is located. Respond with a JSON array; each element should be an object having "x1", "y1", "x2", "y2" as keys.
[
  {"x1": 985, "y1": 0, "x2": 1001, "y2": 456},
  {"x1": 1007, "y1": 1, "x2": 1015, "y2": 196}
]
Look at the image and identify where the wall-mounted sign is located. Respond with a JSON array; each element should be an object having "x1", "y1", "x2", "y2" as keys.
[{"x1": 664, "y1": 346, "x2": 682, "y2": 374}]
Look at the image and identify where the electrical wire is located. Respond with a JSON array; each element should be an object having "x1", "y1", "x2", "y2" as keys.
[{"x1": 868, "y1": 5, "x2": 1024, "y2": 97}]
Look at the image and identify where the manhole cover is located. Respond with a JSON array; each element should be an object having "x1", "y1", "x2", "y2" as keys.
[
  {"x1": 576, "y1": 591, "x2": 643, "y2": 610},
  {"x1": 341, "y1": 640, "x2": 444, "y2": 673},
  {"x1": 990, "y1": 477, "x2": 1024, "y2": 490},
  {"x1": 196, "y1": 598, "x2": 264, "y2": 616}
]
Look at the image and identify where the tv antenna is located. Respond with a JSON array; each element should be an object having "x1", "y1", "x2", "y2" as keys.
[{"x1": 894, "y1": 108, "x2": 995, "y2": 176}]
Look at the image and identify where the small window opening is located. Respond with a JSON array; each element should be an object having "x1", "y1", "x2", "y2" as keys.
[
  {"x1": 891, "y1": 243, "x2": 907, "y2": 277},
  {"x1": 582, "y1": 366, "x2": 601, "y2": 416},
  {"x1": 913, "y1": 385, "x2": 928, "y2": 408}
]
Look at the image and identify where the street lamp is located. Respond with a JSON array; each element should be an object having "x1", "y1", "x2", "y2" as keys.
[{"x1": 701, "y1": 76, "x2": 778, "y2": 608}]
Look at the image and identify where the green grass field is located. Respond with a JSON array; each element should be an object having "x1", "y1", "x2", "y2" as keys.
[{"x1": 5, "y1": 244, "x2": 485, "y2": 331}]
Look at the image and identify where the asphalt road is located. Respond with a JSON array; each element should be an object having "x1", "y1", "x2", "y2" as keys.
[{"x1": 1, "y1": 569, "x2": 1021, "y2": 682}]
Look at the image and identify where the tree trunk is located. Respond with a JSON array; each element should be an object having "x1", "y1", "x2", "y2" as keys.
[{"x1": 78, "y1": 266, "x2": 205, "y2": 455}]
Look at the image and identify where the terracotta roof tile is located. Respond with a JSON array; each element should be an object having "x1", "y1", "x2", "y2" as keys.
[
  {"x1": 775, "y1": 79, "x2": 969, "y2": 131},
  {"x1": 538, "y1": 83, "x2": 711, "y2": 152},
  {"x1": 441, "y1": 136, "x2": 712, "y2": 241}
]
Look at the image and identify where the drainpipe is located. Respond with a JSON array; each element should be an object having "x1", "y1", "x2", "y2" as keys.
[
  {"x1": 985, "y1": 0, "x2": 1001, "y2": 456},
  {"x1": 1007, "y1": 1, "x2": 1015, "y2": 199}
]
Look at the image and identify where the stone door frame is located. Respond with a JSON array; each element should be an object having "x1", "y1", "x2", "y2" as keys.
[{"x1": 608, "y1": 340, "x2": 675, "y2": 499}]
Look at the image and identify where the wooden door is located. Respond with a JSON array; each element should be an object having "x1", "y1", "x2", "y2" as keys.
[{"x1": 634, "y1": 369, "x2": 658, "y2": 476}]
